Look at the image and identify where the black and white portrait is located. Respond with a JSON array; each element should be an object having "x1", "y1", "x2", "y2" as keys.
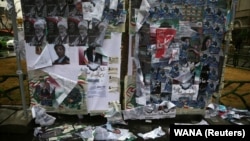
[
  {"x1": 69, "y1": 0, "x2": 83, "y2": 18},
  {"x1": 87, "y1": 19, "x2": 109, "y2": 47},
  {"x1": 22, "y1": 0, "x2": 47, "y2": 18},
  {"x1": 47, "y1": 0, "x2": 69, "y2": 17},
  {"x1": 54, "y1": 19, "x2": 69, "y2": 45},
  {"x1": 24, "y1": 18, "x2": 35, "y2": 42},
  {"x1": 71, "y1": 20, "x2": 89, "y2": 46},
  {"x1": 29, "y1": 19, "x2": 47, "y2": 47}
]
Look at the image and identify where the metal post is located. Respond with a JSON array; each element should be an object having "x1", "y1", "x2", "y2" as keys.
[
  {"x1": 9, "y1": 0, "x2": 28, "y2": 118},
  {"x1": 224, "y1": 0, "x2": 236, "y2": 69},
  {"x1": 218, "y1": 0, "x2": 236, "y2": 104}
]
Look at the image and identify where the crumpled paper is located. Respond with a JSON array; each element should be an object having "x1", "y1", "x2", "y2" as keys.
[
  {"x1": 138, "y1": 126, "x2": 166, "y2": 140},
  {"x1": 94, "y1": 126, "x2": 137, "y2": 141},
  {"x1": 123, "y1": 101, "x2": 176, "y2": 120},
  {"x1": 104, "y1": 101, "x2": 127, "y2": 125},
  {"x1": 31, "y1": 105, "x2": 56, "y2": 127}
]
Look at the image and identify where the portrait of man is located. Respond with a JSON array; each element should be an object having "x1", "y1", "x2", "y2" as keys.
[
  {"x1": 48, "y1": 0, "x2": 69, "y2": 17},
  {"x1": 81, "y1": 46, "x2": 105, "y2": 71},
  {"x1": 24, "y1": 18, "x2": 35, "y2": 42},
  {"x1": 69, "y1": 0, "x2": 83, "y2": 17},
  {"x1": 30, "y1": 19, "x2": 47, "y2": 54},
  {"x1": 84, "y1": 47, "x2": 103, "y2": 65},
  {"x1": 181, "y1": 37, "x2": 192, "y2": 50},
  {"x1": 54, "y1": 19, "x2": 69, "y2": 45},
  {"x1": 90, "y1": 20, "x2": 108, "y2": 47},
  {"x1": 53, "y1": 44, "x2": 70, "y2": 65},
  {"x1": 68, "y1": 20, "x2": 79, "y2": 35},
  {"x1": 33, "y1": 76, "x2": 55, "y2": 106},
  {"x1": 23, "y1": 0, "x2": 47, "y2": 18},
  {"x1": 30, "y1": 19, "x2": 46, "y2": 46},
  {"x1": 71, "y1": 20, "x2": 88, "y2": 46}
]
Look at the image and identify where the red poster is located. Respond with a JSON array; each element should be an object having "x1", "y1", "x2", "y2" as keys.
[{"x1": 155, "y1": 28, "x2": 176, "y2": 58}]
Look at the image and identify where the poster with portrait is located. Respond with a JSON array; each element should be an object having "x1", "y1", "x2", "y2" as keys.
[
  {"x1": 84, "y1": 33, "x2": 122, "y2": 113},
  {"x1": 21, "y1": 0, "x2": 47, "y2": 18},
  {"x1": 69, "y1": 19, "x2": 89, "y2": 47},
  {"x1": 68, "y1": 17, "x2": 81, "y2": 46},
  {"x1": 47, "y1": 0, "x2": 69, "y2": 17},
  {"x1": 46, "y1": 17, "x2": 59, "y2": 44},
  {"x1": 23, "y1": 18, "x2": 47, "y2": 55},
  {"x1": 24, "y1": 32, "x2": 122, "y2": 114},
  {"x1": 68, "y1": 0, "x2": 83, "y2": 18},
  {"x1": 28, "y1": 69, "x2": 88, "y2": 115},
  {"x1": 124, "y1": 0, "x2": 229, "y2": 118},
  {"x1": 23, "y1": 17, "x2": 35, "y2": 44},
  {"x1": 82, "y1": 0, "x2": 105, "y2": 21},
  {"x1": 20, "y1": 0, "x2": 125, "y2": 114}
]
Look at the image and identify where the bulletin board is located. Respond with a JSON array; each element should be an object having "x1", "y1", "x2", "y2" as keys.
[
  {"x1": 124, "y1": 0, "x2": 232, "y2": 119},
  {"x1": 20, "y1": 0, "x2": 126, "y2": 115}
]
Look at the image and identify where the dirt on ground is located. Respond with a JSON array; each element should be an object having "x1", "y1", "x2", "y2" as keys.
[
  {"x1": 220, "y1": 66, "x2": 250, "y2": 109},
  {"x1": 0, "y1": 57, "x2": 29, "y2": 105},
  {"x1": 223, "y1": 66, "x2": 250, "y2": 81}
]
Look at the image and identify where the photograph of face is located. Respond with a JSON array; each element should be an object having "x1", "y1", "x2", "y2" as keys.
[
  {"x1": 34, "y1": 0, "x2": 47, "y2": 17},
  {"x1": 71, "y1": 20, "x2": 89, "y2": 46},
  {"x1": 54, "y1": 19, "x2": 69, "y2": 45},
  {"x1": 29, "y1": 19, "x2": 47, "y2": 52},
  {"x1": 47, "y1": 0, "x2": 69, "y2": 17},
  {"x1": 85, "y1": 47, "x2": 103, "y2": 64},
  {"x1": 53, "y1": 44, "x2": 70, "y2": 65},
  {"x1": 34, "y1": 75, "x2": 55, "y2": 106},
  {"x1": 79, "y1": 23, "x2": 88, "y2": 38},
  {"x1": 69, "y1": 0, "x2": 83, "y2": 17},
  {"x1": 58, "y1": 25, "x2": 67, "y2": 37},
  {"x1": 34, "y1": 26, "x2": 44, "y2": 39},
  {"x1": 78, "y1": 47, "x2": 103, "y2": 65},
  {"x1": 22, "y1": 0, "x2": 46, "y2": 18},
  {"x1": 78, "y1": 46, "x2": 107, "y2": 71},
  {"x1": 85, "y1": 47, "x2": 103, "y2": 71},
  {"x1": 68, "y1": 21, "x2": 78, "y2": 34},
  {"x1": 201, "y1": 36, "x2": 212, "y2": 51},
  {"x1": 87, "y1": 19, "x2": 109, "y2": 47}
]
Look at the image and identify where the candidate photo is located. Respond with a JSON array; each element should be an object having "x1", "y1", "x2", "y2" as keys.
[{"x1": 52, "y1": 44, "x2": 70, "y2": 65}]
